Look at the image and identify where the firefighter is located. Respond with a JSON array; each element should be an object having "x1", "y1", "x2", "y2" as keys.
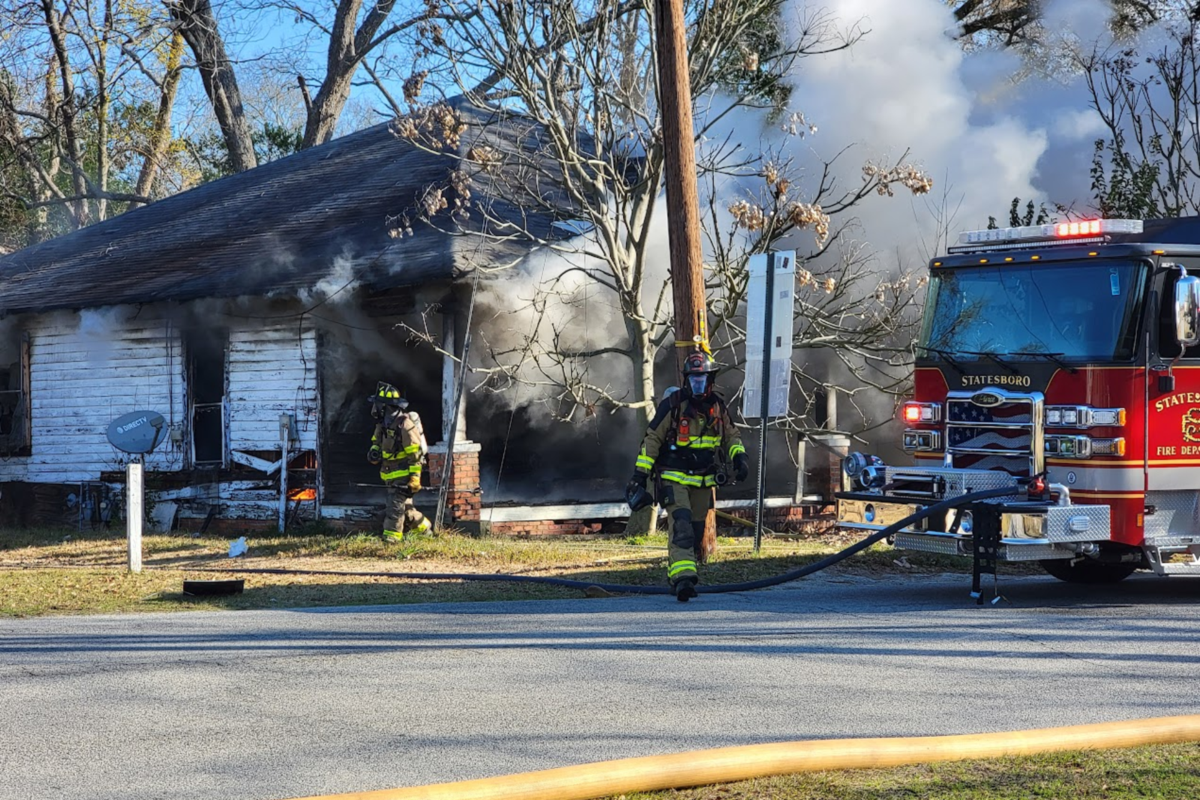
[
  {"x1": 625, "y1": 352, "x2": 749, "y2": 601},
  {"x1": 367, "y1": 382, "x2": 431, "y2": 542}
]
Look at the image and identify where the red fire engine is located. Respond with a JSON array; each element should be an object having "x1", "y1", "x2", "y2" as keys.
[{"x1": 837, "y1": 217, "x2": 1200, "y2": 582}]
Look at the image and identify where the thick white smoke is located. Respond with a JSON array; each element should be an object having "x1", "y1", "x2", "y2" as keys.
[{"x1": 780, "y1": 0, "x2": 1115, "y2": 264}]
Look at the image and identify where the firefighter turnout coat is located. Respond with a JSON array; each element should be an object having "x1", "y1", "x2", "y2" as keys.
[
  {"x1": 634, "y1": 393, "x2": 746, "y2": 488},
  {"x1": 372, "y1": 410, "x2": 423, "y2": 487}
]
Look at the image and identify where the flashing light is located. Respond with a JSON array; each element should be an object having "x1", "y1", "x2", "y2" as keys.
[
  {"x1": 901, "y1": 401, "x2": 941, "y2": 424},
  {"x1": 957, "y1": 218, "x2": 1143, "y2": 247},
  {"x1": 1056, "y1": 220, "x2": 1102, "y2": 237}
]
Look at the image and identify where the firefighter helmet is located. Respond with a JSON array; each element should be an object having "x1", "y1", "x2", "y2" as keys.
[
  {"x1": 374, "y1": 382, "x2": 409, "y2": 413},
  {"x1": 681, "y1": 352, "x2": 718, "y2": 398}
]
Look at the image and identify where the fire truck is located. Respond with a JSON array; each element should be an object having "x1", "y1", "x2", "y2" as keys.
[{"x1": 837, "y1": 217, "x2": 1200, "y2": 583}]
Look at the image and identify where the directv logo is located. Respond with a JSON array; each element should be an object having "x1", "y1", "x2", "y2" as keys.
[{"x1": 117, "y1": 417, "x2": 149, "y2": 434}]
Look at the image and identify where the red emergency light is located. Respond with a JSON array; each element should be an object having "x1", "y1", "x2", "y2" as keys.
[
  {"x1": 1055, "y1": 220, "x2": 1102, "y2": 237},
  {"x1": 903, "y1": 404, "x2": 922, "y2": 423}
]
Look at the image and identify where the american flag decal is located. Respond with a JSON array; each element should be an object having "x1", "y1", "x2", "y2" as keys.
[{"x1": 946, "y1": 396, "x2": 1036, "y2": 477}]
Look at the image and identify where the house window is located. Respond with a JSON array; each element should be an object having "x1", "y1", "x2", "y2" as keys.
[
  {"x1": 186, "y1": 328, "x2": 228, "y2": 466},
  {"x1": 0, "y1": 330, "x2": 30, "y2": 456}
]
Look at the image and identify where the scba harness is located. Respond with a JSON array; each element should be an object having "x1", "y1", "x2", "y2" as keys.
[{"x1": 654, "y1": 391, "x2": 731, "y2": 486}]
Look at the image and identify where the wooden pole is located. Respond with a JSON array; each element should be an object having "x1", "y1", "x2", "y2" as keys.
[
  {"x1": 655, "y1": 0, "x2": 706, "y2": 364},
  {"x1": 653, "y1": 0, "x2": 717, "y2": 558}
]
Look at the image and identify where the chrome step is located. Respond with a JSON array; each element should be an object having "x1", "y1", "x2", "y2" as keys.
[{"x1": 1142, "y1": 542, "x2": 1200, "y2": 576}]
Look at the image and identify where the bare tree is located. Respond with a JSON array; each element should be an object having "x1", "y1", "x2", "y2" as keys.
[
  {"x1": 1083, "y1": 17, "x2": 1200, "y2": 218},
  {"x1": 167, "y1": 0, "x2": 258, "y2": 171},
  {"x1": 391, "y1": 3, "x2": 866, "y2": 421},
  {"x1": 949, "y1": 0, "x2": 1176, "y2": 51},
  {"x1": 390, "y1": 0, "x2": 931, "y2": 452},
  {"x1": 703, "y1": 143, "x2": 932, "y2": 443},
  {"x1": 0, "y1": 0, "x2": 182, "y2": 240}
]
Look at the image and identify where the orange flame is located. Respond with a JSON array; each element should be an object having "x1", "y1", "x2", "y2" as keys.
[{"x1": 288, "y1": 488, "x2": 317, "y2": 501}]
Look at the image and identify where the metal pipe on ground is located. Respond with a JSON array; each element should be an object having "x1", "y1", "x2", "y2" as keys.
[{"x1": 289, "y1": 714, "x2": 1200, "y2": 800}]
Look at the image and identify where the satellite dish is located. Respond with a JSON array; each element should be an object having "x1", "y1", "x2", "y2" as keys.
[{"x1": 106, "y1": 410, "x2": 168, "y2": 454}]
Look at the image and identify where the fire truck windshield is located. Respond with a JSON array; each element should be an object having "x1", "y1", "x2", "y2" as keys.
[{"x1": 921, "y1": 260, "x2": 1146, "y2": 362}]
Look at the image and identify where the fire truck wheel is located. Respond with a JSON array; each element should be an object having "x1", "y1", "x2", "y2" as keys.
[{"x1": 1038, "y1": 558, "x2": 1137, "y2": 584}]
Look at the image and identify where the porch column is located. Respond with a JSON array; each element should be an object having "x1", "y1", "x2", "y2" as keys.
[{"x1": 427, "y1": 300, "x2": 480, "y2": 525}]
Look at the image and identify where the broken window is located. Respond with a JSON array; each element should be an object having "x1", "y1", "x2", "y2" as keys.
[
  {"x1": 186, "y1": 328, "x2": 228, "y2": 466},
  {"x1": 0, "y1": 329, "x2": 30, "y2": 456}
]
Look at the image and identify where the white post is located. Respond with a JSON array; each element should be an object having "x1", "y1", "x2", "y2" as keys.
[
  {"x1": 441, "y1": 311, "x2": 456, "y2": 444},
  {"x1": 127, "y1": 459, "x2": 143, "y2": 573},
  {"x1": 279, "y1": 414, "x2": 291, "y2": 533}
]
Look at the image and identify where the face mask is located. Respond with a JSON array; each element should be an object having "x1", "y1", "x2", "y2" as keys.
[{"x1": 688, "y1": 374, "x2": 709, "y2": 396}]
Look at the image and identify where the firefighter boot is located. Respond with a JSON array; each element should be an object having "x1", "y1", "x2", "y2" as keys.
[{"x1": 674, "y1": 576, "x2": 698, "y2": 602}]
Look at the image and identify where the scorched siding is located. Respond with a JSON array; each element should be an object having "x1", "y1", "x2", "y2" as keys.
[
  {"x1": 21, "y1": 312, "x2": 186, "y2": 482},
  {"x1": 226, "y1": 320, "x2": 318, "y2": 454}
]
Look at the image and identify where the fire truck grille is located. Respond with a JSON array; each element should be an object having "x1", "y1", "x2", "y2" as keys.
[
  {"x1": 947, "y1": 402, "x2": 1032, "y2": 425},
  {"x1": 945, "y1": 396, "x2": 1039, "y2": 477},
  {"x1": 947, "y1": 426, "x2": 1033, "y2": 450}
]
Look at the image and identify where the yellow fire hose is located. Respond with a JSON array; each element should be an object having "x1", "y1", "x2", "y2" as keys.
[{"x1": 292, "y1": 714, "x2": 1200, "y2": 800}]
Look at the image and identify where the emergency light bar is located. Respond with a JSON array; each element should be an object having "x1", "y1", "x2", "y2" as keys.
[{"x1": 957, "y1": 218, "x2": 1143, "y2": 246}]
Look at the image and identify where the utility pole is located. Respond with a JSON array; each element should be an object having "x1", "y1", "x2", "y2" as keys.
[
  {"x1": 654, "y1": 0, "x2": 717, "y2": 556},
  {"x1": 655, "y1": 0, "x2": 706, "y2": 364}
]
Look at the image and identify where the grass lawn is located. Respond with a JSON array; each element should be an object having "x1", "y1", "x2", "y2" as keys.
[
  {"x1": 0, "y1": 521, "x2": 997, "y2": 617},
  {"x1": 608, "y1": 743, "x2": 1200, "y2": 799}
]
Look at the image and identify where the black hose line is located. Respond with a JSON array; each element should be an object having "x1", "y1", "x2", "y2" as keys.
[{"x1": 190, "y1": 486, "x2": 1023, "y2": 597}]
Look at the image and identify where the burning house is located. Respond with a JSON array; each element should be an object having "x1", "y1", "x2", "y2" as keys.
[{"x1": 0, "y1": 102, "x2": 579, "y2": 532}]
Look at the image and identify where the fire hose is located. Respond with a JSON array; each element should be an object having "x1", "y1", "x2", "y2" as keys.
[
  {"x1": 288, "y1": 714, "x2": 1200, "y2": 800},
  {"x1": 198, "y1": 485, "x2": 1022, "y2": 596}
]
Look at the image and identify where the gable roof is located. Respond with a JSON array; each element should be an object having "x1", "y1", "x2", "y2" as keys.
[{"x1": 0, "y1": 101, "x2": 562, "y2": 315}]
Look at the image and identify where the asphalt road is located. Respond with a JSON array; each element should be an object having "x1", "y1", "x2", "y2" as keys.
[{"x1": 2, "y1": 570, "x2": 1199, "y2": 800}]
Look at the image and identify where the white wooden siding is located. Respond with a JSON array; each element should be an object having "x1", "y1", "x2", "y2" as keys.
[
  {"x1": 13, "y1": 310, "x2": 187, "y2": 483},
  {"x1": 226, "y1": 320, "x2": 319, "y2": 455},
  {"x1": 2, "y1": 310, "x2": 320, "y2": 526}
]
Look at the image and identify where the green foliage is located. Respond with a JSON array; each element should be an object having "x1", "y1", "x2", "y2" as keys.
[
  {"x1": 184, "y1": 123, "x2": 304, "y2": 183},
  {"x1": 1090, "y1": 137, "x2": 1168, "y2": 219},
  {"x1": 987, "y1": 197, "x2": 1052, "y2": 229}
]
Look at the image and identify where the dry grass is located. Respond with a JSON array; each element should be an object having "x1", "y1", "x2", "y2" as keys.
[
  {"x1": 0, "y1": 522, "x2": 987, "y2": 617},
  {"x1": 610, "y1": 743, "x2": 1200, "y2": 799}
]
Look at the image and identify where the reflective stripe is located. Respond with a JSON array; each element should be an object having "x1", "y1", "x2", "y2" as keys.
[
  {"x1": 410, "y1": 519, "x2": 431, "y2": 535},
  {"x1": 381, "y1": 467, "x2": 414, "y2": 480},
  {"x1": 661, "y1": 470, "x2": 703, "y2": 487},
  {"x1": 729, "y1": 443, "x2": 746, "y2": 458},
  {"x1": 635, "y1": 455, "x2": 655, "y2": 470},
  {"x1": 668, "y1": 560, "x2": 697, "y2": 578},
  {"x1": 661, "y1": 470, "x2": 717, "y2": 488},
  {"x1": 403, "y1": 443, "x2": 421, "y2": 455},
  {"x1": 382, "y1": 529, "x2": 403, "y2": 541}
]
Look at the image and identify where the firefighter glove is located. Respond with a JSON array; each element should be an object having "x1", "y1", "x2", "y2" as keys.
[
  {"x1": 408, "y1": 474, "x2": 422, "y2": 493},
  {"x1": 732, "y1": 452, "x2": 749, "y2": 483},
  {"x1": 625, "y1": 473, "x2": 652, "y2": 512},
  {"x1": 367, "y1": 445, "x2": 382, "y2": 465}
]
